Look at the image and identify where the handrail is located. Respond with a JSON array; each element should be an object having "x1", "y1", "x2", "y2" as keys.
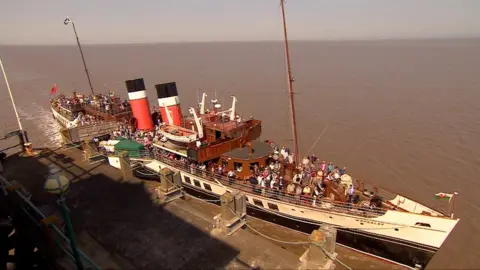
[
  {"x1": 52, "y1": 101, "x2": 131, "y2": 118},
  {"x1": 0, "y1": 175, "x2": 101, "y2": 269},
  {"x1": 136, "y1": 150, "x2": 386, "y2": 217}
]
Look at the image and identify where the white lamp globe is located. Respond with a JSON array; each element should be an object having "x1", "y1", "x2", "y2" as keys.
[{"x1": 44, "y1": 174, "x2": 70, "y2": 195}]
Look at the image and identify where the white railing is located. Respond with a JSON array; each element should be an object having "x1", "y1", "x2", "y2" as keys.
[{"x1": 136, "y1": 150, "x2": 386, "y2": 218}]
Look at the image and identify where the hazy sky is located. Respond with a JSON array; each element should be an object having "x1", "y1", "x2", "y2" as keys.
[{"x1": 1, "y1": 0, "x2": 479, "y2": 44}]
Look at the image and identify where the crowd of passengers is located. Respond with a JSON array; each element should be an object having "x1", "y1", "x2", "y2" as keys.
[
  {"x1": 147, "y1": 141, "x2": 362, "y2": 208},
  {"x1": 101, "y1": 123, "x2": 364, "y2": 208},
  {"x1": 52, "y1": 92, "x2": 130, "y2": 114},
  {"x1": 111, "y1": 121, "x2": 165, "y2": 150}
]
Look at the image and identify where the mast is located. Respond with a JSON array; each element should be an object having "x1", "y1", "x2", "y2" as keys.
[
  {"x1": 280, "y1": 0, "x2": 300, "y2": 166},
  {"x1": 64, "y1": 17, "x2": 95, "y2": 95}
]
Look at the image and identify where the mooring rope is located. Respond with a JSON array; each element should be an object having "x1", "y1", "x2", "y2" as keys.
[{"x1": 226, "y1": 206, "x2": 353, "y2": 270}]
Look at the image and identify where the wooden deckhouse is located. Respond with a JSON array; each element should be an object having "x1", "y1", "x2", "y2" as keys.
[{"x1": 219, "y1": 141, "x2": 273, "y2": 179}]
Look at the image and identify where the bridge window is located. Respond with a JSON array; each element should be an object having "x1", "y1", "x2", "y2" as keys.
[
  {"x1": 234, "y1": 162, "x2": 243, "y2": 172},
  {"x1": 203, "y1": 183, "x2": 212, "y2": 191},
  {"x1": 193, "y1": 179, "x2": 201, "y2": 188},
  {"x1": 253, "y1": 199, "x2": 264, "y2": 207},
  {"x1": 415, "y1": 222, "x2": 431, "y2": 228},
  {"x1": 222, "y1": 159, "x2": 229, "y2": 168},
  {"x1": 267, "y1": 203, "x2": 279, "y2": 211},
  {"x1": 184, "y1": 176, "x2": 191, "y2": 184}
]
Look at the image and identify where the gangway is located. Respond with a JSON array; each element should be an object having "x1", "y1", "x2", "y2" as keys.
[{"x1": 60, "y1": 121, "x2": 119, "y2": 144}]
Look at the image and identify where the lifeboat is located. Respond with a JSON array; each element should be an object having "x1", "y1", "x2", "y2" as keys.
[{"x1": 158, "y1": 125, "x2": 198, "y2": 144}]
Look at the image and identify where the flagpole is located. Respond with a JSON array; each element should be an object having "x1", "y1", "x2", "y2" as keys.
[
  {"x1": 450, "y1": 192, "x2": 459, "y2": 219},
  {"x1": 0, "y1": 57, "x2": 28, "y2": 144}
]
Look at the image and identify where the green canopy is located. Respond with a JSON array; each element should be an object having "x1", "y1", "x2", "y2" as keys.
[{"x1": 114, "y1": 139, "x2": 145, "y2": 157}]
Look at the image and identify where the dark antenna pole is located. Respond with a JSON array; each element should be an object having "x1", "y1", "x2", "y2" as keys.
[
  {"x1": 280, "y1": 0, "x2": 300, "y2": 166},
  {"x1": 65, "y1": 17, "x2": 95, "y2": 95}
]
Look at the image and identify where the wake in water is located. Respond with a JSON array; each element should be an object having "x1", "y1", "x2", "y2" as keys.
[{"x1": 17, "y1": 103, "x2": 63, "y2": 147}]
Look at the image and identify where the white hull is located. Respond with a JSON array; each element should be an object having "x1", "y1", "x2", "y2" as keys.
[
  {"x1": 51, "y1": 106, "x2": 79, "y2": 129},
  {"x1": 134, "y1": 157, "x2": 459, "y2": 267}
]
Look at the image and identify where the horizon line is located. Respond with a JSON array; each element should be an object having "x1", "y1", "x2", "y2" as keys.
[{"x1": 1, "y1": 37, "x2": 480, "y2": 46}]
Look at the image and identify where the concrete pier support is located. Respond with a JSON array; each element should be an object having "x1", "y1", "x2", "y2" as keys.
[
  {"x1": 299, "y1": 225, "x2": 337, "y2": 270},
  {"x1": 156, "y1": 168, "x2": 183, "y2": 204},
  {"x1": 213, "y1": 191, "x2": 246, "y2": 236},
  {"x1": 117, "y1": 151, "x2": 132, "y2": 181}
]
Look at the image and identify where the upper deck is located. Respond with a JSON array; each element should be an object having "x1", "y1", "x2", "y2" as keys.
[{"x1": 51, "y1": 93, "x2": 132, "y2": 122}]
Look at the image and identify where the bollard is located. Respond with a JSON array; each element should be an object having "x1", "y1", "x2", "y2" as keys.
[
  {"x1": 309, "y1": 230, "x2": 329, "y2": 266},
  {"x1": 299, "y1": 229, "x2": 337, "y2": 270},
  {"x1": 319, "y1": 224, "x2": 337, "y2": 255},
  {"x1": 220, "y1": 191, "x2": 236, "y2": 222},
  {"x1": 156, "y1": 168, "x2": 183, "y2": 204},
  {"x1": 159, "y1": 168, "x2": 175, "y2": 193},
  {"x1": 118, "y1": 151, "x2": 131, "y2": 180},
  {"x1": 214, "y1": 191, "x2": 246, "y2": 236},
  {"x1": 24, "y1": 142, "x2": 34, "y2": 156}
]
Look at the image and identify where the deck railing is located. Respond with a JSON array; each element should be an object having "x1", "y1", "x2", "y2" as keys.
[
  {"x1": 136, "y1": 150, "x2": 386, "y2": 218},
  {"x1": 0, "y1": 175, "x2": 101, "y2": 269},
  {"x1": 53, "y1": 101, "x2": 131, "y2": 119}
]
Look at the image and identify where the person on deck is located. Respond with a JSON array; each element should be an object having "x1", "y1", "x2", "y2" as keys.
[
  {"x1": 327, "y1": 162, "x2": 334, "y2": 174},
  {"x1": 249, "y1": 173, "x2": 258, "y2": 193},
  {"x1": 278, "y1": 176, "x2": 284, "y2": 191},
  {"x1": 292, "y1": 171, "x2": 302, "y2": 184},
  {"x1": 227, "y1": 170, "x2": 236, "y2": 185},
  {"x1": 259, "y1": 175, "x2": 266, "y2": 196},
  {"x1": 347, "y1": 184, "x2": 355, "y2": 203}
]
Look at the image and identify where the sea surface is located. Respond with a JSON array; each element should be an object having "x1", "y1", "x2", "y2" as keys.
[{"x1": 1, "y1": 39, "x2": 479, "y2": 269}]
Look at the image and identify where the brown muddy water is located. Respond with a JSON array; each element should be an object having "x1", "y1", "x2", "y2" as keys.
[{"x1": 1, "y1": 39, "x2": 479, "y2": 269}]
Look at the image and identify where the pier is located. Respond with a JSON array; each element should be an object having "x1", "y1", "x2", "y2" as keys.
[{"x1": 1, "y1": 145, "x2": 410, "y2": 269}]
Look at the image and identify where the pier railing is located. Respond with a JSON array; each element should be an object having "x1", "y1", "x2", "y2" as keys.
[
  {"x1": 137, "y1": 150, "x2": 386, "y2": 218},
  {"x1": 0, "y1": 175, "x2": 101, "y2": 269}
]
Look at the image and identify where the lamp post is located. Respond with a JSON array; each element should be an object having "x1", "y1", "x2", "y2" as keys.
[
  {"x1": 0, "y1": 57, "x2": 30, "y2": 148},
  {"x1": 44, "y1": 171, "x2": 84, "y2": 270},
  {"x1": 64, "y1": 16, "x2": 95, "y2": 96}
]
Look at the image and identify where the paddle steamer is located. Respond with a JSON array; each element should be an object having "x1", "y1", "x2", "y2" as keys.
[{"x1": 51, "y1": 1, "x2": 459, "y2": 268}]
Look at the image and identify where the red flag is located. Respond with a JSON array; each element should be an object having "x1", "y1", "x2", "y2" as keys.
[{"x1": 50, "y1": 84, "x2": 57, "y2": 94}]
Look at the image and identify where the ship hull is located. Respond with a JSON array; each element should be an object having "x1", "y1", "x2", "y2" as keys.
[
  {"x1": 133, "y1": 161, "x2": 448, "y2": 269},
  {"x1": 51, "y1": 106, "x2": 75, "y2": 129},
  {"x1": 184, "y1": 184, "x2": 434, "y2": 268}
]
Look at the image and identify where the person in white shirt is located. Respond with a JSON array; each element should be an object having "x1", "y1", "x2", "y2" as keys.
[
  {"x1": 288, "y1": 154, "x2": 294, "y2": 164},
  {"x1": 347, "y1": 185, "x2": 355, "y2": 203},
  {"x1": 292, "y1": 172, "x2": 302, "y2": 184},
  {"x1": 259, "y1": 176, "x2": 266, "y2": 195},
  {"x1": 227, "y1": 170, "x2": 236, "y2": 185}
]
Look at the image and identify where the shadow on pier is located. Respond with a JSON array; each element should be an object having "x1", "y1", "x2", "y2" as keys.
[{"x1": 0, "y1": 146, "x2": 241, "y2": 269}]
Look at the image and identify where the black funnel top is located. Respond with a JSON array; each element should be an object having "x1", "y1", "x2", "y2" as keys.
[
  {"x1": 166, "y1": 82, "x2": 178, "y2": 97},
  {"x1": 134, "y1": 78, "x2": 146, "y2": 91},
  {"x1": 155, "y1": 84, "x2": 168, "y2": 99},
  {"x1": 155, "y1": 82, "x2": 178, "y2": 98},
  {"x1": 125, "y1": 80, "x2": 135, "y2": 93}
]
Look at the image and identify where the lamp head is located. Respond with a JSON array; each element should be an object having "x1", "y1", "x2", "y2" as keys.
[
  {"x1": 44, "y1": 173, "x2": 70, "y2": 195},
  {"x1": 64, "y1": 17, "x2": 71, "y2": 25}
]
